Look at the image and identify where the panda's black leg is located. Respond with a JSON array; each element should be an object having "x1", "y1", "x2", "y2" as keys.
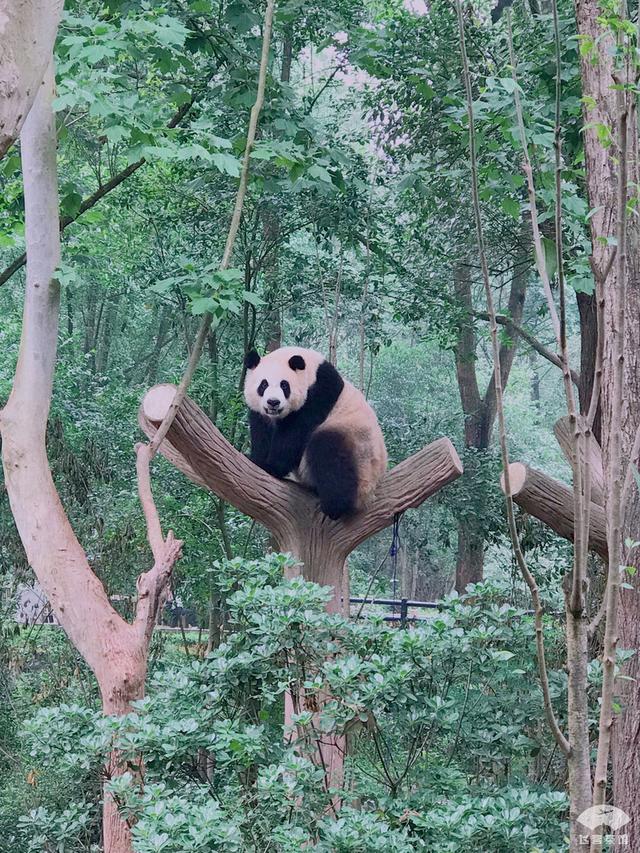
[{"x1": 306, "y1": 429, "x2": 359, "y2": 520}]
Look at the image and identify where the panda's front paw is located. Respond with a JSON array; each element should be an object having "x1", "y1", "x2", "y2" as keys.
[{"x1": 264, "y1": 461, "x2": 291, "y2": 479}]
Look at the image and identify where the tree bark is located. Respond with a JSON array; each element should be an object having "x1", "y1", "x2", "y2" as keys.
[
  {"x1": 281, "y1": 34, "x2": 293, "y2": 83},
  {"x1": 576, "y1": 291, "x2": 601, "y2": 444},
  {"x1": 455, "y1": 520, "x2": 484, "y2": 589},
  {"x1": 554, "y1": 415, "x2": 605, "y2": 507},
  {"x1": 574, "y1": 0, "x2": 640, "y2": 838},
  {"x1": 0, "y1": 0, "x2": 63, "y2": 158}
]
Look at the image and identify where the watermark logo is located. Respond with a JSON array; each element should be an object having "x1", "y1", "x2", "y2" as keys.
[
  {"x1": 576, "y1": 805, "x2": 631, "y2": 847},
  {"x1": 578, "y1": 806, "x2": 631, "y2": 832}
]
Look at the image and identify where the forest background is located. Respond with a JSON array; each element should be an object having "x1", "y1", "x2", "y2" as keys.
[{"x1": 0, "y1": 0, "x2": 637, "y2": 850}]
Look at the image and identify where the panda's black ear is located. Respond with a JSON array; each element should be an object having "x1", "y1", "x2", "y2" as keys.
[
  {"x1": 244, "y1": 350, "x2": 261, "y2": 370},
  {"x1": 288, "y1": 355, "x2": 306, "y2": 371}
]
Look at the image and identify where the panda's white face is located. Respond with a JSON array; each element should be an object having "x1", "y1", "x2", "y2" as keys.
[{"x1": 244, "y1": 347, "x2": 323, "y2": 420}]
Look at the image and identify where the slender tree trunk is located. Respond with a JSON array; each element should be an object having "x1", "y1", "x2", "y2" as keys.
[
  {"x1": 0, "y1": 61, "x2": 181, "y2": 853},
  {"x1": 281, "y1": 34, "x2": 293, "y2": 83},
  {"x1": 576, "y1": 291, "x2": 601, "y2": 444},
  {"x1": 529, "y1": 351, "x2": 541, "y2": 408},
  {"x1": 96, "y1": 294, "x2": 120, "y2": 376},
  {"x1": 146, "y1": 307, "x2": 171, "y2": 385}
]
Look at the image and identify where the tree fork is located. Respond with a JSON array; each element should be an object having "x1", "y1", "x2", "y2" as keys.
[
  {"x1": 139, "y1": 383, "x2": 463, "y2": 608},
  {"x1": 0, "y1": 61, "x2": 183, "y2": 853}
]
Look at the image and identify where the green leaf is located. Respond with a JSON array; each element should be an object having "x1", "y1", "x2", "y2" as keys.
[
  {"x1": 243, "y1": 291, "x2": 264, "y2": 307},
  {"x1": 211, "y1": 153, "x2": 241, "y2": 176},
  {"x1": 499, "y1": 78, "x2": 517, "y2": 94},
  {"x1": 189, "y1": 296, "x2": 217, "y2": 315},
  {"x1": 570, "y1": 275, "x2": 595, "y2": 295},
  {"x1": 501, "y1": 197, "x2": 520, "y2": 219},
  {"x1": 308, "y1": 164, "x2": 333, "y2": 184},
  {"x1": 537, "y1": 236, "x2": 558, "y2": 282},
  {"x1": 491, "y1": 650, "x2": 515, "y2": 661}
]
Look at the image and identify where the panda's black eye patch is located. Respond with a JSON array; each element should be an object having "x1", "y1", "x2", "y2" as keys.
[
  {"x1": 280, "y1": 380, "x2": 291, "y2": 398},
  {"x1": 257, "y1": 379, "x2": 268, "y2": 397}
]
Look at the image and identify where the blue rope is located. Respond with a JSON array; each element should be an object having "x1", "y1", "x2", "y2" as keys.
[{"x1": 390, "y1": 512, "x2": 402, "y2": 604}]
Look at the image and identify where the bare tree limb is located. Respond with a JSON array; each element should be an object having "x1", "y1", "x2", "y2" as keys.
[
  {"x1": 474, "y1": 311, "x2": 580, "y2": 385},
  {"x1": 135, "y1": 442, "x2": 165, "y2": 562},
  {"x1": 134, "y1": 532, "x2": 183, "y2": 648}
]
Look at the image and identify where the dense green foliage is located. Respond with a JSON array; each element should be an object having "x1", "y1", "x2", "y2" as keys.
[{"x1": 8, "y1": 558, "x2": 570, "y2": 851}]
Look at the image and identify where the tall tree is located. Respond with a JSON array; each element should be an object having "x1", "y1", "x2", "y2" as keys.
[
  {"x1": 0, "y1": 60, "x2": 183, "y2": 853},
  {"x1": 453, "y1": 227, "x2": 529, "y2": 590},
  {"x1": 573, "y1": 0, "x2": 640, "y2": 842}
]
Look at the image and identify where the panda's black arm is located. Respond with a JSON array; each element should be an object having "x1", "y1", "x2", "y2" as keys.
[{"x1": 248, "y1": 411, "x2": 273, "y2": 470}]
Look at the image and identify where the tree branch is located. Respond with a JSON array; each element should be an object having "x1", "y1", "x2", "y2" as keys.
[
  {"x1": 139, "y1": 384, "x2": 463, "y2": 558},
  {"x1": 135, "y1": 442, "x2": 166, "y2": 562},
  {"x1": 474, "y1": 311, "x2": 580, "y2": 386},
  {"x1": 134, "y1": 532, "x2": 183, "y2": 648},
  {"x1": 140, "y1": 383, "x2": 299, "y2": 530},
  {"x1": 500, "y1": 462, "x2": 608, "y2": 560}
]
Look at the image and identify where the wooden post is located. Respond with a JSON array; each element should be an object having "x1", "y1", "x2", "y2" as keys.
[{"x1": 500, "y1": 462, "x2": 607, "y2": 560}]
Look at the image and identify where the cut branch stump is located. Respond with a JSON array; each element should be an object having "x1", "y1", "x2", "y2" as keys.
[{"x1": 500, "y1": 462, "x2": 607, "y2": 560}]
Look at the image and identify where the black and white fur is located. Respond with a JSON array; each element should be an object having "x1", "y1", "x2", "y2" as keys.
[{"x1": 244, "y1": 347, "x2": 387, "y2": 520}]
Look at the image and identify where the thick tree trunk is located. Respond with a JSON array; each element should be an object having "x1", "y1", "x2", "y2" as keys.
[
  {"x1": 575, "y1": 0, "x2": 640, "y2": 840},
  {"x1": 102, "y1": 685, "x2": 145, "y2": 852},
  {"x1": 455, "y1": 520, "x2": 484, "y2": 590}
]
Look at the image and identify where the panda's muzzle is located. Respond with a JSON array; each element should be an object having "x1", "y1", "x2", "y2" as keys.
[{"x1": 265, "y1": 398, "x2": 282, "y2": 415}]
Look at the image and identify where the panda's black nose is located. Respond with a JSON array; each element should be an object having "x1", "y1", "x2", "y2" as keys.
[{"x1": 267, "y1": 398, "x2": 280, "y2": 408}]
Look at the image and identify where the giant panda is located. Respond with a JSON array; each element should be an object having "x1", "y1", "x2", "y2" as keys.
[{"x1": 243, "y1": 346, "x2": 387, "y2": 520}]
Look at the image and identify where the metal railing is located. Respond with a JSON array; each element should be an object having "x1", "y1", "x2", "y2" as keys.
[{"x1": 349, "y1": 596, "x2": 439, "y2": 625}]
